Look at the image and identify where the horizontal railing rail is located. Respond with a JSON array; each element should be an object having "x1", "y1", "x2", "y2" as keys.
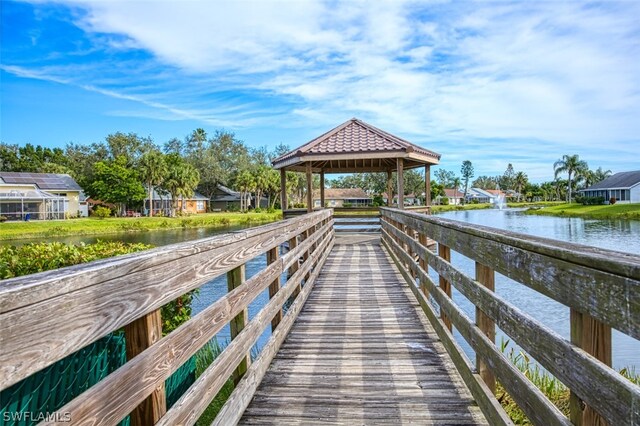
[
  {"x1": 380, "y1": 207, "x2": 640, "y2": 426},
  {"x1": 0, "y1": 209, "x2": 334, "y2": 425}
]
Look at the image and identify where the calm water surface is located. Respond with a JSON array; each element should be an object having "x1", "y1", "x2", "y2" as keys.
[{"x1": 433, "y1": 208, "x2": 640, "y2": 369}]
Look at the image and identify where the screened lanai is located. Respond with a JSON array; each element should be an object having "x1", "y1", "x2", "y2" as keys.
[
  {"x1": 271, "y1": 118, "x2": 441, "y2": 213},
  {"x1": 0, "y1": 187, "x2": 66, "y2": 220}
]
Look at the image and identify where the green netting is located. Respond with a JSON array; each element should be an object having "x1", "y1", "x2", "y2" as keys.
[{"x1": 0, "y1": 333, "x2": 196, "y2": 426}]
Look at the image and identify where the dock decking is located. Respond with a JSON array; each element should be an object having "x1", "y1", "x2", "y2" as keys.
[{"x1": 240, "y1": 234, "x2": 488, "y2": 425}]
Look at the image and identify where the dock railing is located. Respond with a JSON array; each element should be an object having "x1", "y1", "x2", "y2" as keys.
[
  {"x1": 0, "y1": 209, "x2": 334, "y2": 425},
  {"x1": 380, "y1": 207, "x2": 640, "y2": 426}
]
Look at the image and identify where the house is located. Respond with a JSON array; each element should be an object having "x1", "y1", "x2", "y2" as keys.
[
  {"x1": 580, "y1": 171, "x2": 640, "y2": 204},
  {"x1": 211, "y1": 185, "x2": 268, "y2": 211},
  {"x1": 144, "y1": 189, "x2": 209, "y2": 216},
  {"x1": 464, "y1": 188, "x2": 507, "y2": 204},
  {"x1": 382, "y1": 192, "x2": 421, "y2": 206},
  {"x1": 314, "y1": 188, "x2": 372, "y2": 208},
  {"x1": 436, "y1": 189, "x2": 464, "y2": 205},
  {"x1": 0, "y1": 172, "x2": 83, "y2": 220}
]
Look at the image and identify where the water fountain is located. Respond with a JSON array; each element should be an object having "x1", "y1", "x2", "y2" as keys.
[{"x1": 494, "y1": 186, "x2": 507, "y2": 210}]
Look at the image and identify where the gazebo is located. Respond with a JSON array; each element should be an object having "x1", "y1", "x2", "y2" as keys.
[{"x1": 272, "y1": 118, "x2": 441, "y2": 213}]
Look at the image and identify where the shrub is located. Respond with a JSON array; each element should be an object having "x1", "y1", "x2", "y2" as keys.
[
  {"x1": 92, "y1": 206, "x2": 112, "y2": 219},
  {"x1": 0, "y1": 216, "x2": 7, "y2": 222},
  {"x1": 441, "y1": 197, "x2": 449, "y2": 205},
  {"x1": 254, "y1": 207, "x2": 263, "y2": 213},
  {"x1": 266, "y1": 207, "x2": 276, "y2": 213},
  {"x1": 579, "y1": 196, "x2": 605, "y2": 205},
  {"x1": 343, "y1": 202, "x2": 353, "y2": 208},
  {"x1": 293, "y1": 202, "x2": 306, "y2": 208},
  {"x1": 610, "y1": 197, "x2": 617, "y2": 205},
  {"x1": 471, "y1": 198, "x2": 480, "y2": 204}
]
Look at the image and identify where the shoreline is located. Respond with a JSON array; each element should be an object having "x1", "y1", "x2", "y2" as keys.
[
  {"x1": 524, "y1": 203, "x2": 640, "y2": 220},
  {"x1": 0, "y1": 211, "x2": 282, "y2": 242}
]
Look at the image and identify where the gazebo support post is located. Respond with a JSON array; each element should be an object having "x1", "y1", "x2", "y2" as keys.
[
  {"x1": 320, "y1": 170, "x2": 325, "y2": 209},
  {"x1": 397, "y1": 158, "x2": 405, "y2": 210},
  {"x1": 306, "y1": 162, "x2": 313, "y2": 213},
  {"x1": 425, "y1": 164, "x2": 431, "y2": 207},
  {"x1": 280, "y1": 168, "x2": 287, "y2": 211},
  {"x1": 386, "y1": 170, "x2": 393, "y2": 207}
]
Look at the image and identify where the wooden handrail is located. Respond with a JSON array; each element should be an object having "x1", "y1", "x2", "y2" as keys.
[
  {"x1": 380, "y1": 207, "x2": 640, "y2": 426},
  {"x1": 0, "y1": 210, "x2": 334, "y2": 425}
]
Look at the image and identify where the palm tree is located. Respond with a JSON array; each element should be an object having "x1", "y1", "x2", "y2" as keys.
[
  {"x1": 163, "y1": 154, "x2": 200, "y2": 216},
  {"x1": 236, "y1": 170, "x2": 256, "y2": 212},
  {"x1": 139, "y1": 150, "x2": 167, "y2": 216},
  {"x1": 514, "y1": 172, "x2": 528, "y2": 202},
  {"x1": 553, "y1": 154, "x2": 588, "y2": 202},
  {"x1": 452, "y1": 177, "x2": 462, "y2": 205}
]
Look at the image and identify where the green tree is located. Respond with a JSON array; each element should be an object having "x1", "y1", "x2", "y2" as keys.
[
  {"x1": 434, "y1": 169, "x2": 455, "y2": 187},
  {"x1": 500, "y1": 163, "x2": 516, "y2": 190},
  {"x1": 460, "y1": 161, "x2": 474, "y2": 205},
  {"x1": 452, "y1": 177, "x2": 462, "y2": 203},
  {"x1": 235, "y1": 170, "x2": 256, "y2": 212},
  {"x1": 162, "y1": 154, "x2": 200, "y2": 216},
  {"x1": 553, "y1": 154, "x2": 588, "y2": 202},
  {"x1": 514, "y1": 171, "x2": 528, "y2": 202},
  {"x1": 472, "y1": 175, "x2": 498, "y2": 190},
  {"x1": 87, "y1": 156, "x2": 146, "y2": 215},
  {"x1": 139, "y1": 150, "x2": 168, "y2": 216}
]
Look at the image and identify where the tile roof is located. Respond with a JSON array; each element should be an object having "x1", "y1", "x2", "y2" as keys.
[
  {"x1": 273, "y1": 118, "x2": 440, "y2": 166},
  {"x1": 443, "y1": 188, "x2": 463, "y2": 198},
  {"x1": 583, "y1": 171, "x2": 640, "y2": 190},
  {"x1": 0, "y1": 172, "x2": 82, "y2": 191}
]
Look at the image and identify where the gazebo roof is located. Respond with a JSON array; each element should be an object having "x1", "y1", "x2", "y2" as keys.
[{"x1": 272, "y1": 118, "x2": 440, "y2": 173}]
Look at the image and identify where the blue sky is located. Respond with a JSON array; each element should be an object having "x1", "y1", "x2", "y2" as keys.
[{"x1": 1, "y1": 0, "x2": 640, "y2": 181}]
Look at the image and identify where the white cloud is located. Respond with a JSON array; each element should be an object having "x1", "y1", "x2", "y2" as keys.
[{"x1": 10, "y1": 0, "x2": 640, "y2": 166}]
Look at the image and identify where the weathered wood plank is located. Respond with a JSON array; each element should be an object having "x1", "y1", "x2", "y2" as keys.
[
  {"x1": 381, "y1": 208, "x2": 640, "y2": 340},
  {"x1": 384, "y1": 222, "x2": 640, "y2": 426},
  {"x1": 382, "y1": 229, "x2": 569, "y2": 426},
  {"x1": 123, "y1": 309, "x2": 166, "y2": 426},
  {"x1": 228, "y1": 264, "x2": 250, "y2": 385},
  {"x1": 0, "y1": 210, "x2": 332, "y2": 390},
  {"x1": 39, "y1": 217, "x2": 331, "y2": 425},
  {"x1": 475, "y1": 262, "x2": 496, "y2": 394},
  {"x1": 266, "y1": 246, "x2": 283, "y2": 331},
  {"x1": 160, "y1": 230, "x2": 335, "y2": 426}
]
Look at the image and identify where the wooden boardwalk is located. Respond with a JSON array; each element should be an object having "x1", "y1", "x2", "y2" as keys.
[{"x1": 240, "y1": 234, "x2": 488, "y2": 425}]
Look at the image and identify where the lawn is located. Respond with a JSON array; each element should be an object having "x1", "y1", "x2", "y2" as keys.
[
  {"x1": 0, "y1": 211, "x2": 282, "y2": 241},
  {"x1": 524, "y1": 203, "x2": 640, "y2": 220}
]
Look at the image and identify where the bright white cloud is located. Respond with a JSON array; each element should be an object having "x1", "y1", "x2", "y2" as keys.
[{"x1": 9, "y1": 0, "x2": 640, "y2": 174}]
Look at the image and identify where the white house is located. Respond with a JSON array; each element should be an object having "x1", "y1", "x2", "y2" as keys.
[
  {"x1": 580, "y1": 171, "x2": 640, "y2": 204},
  {"x1": 314, "y1": 188, "x2": 372, "y2": 208}
]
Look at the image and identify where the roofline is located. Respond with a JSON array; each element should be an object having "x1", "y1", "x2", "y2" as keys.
[{"x1": 580, "y1": 182, "x2": 640, "y2": 191}]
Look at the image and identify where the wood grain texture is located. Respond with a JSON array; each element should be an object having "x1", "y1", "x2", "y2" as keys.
[
  {"x1": 266, "y1": 247, "x2": 283, "y2": 331},
  {"x1": 383, "y1": 213, "x2": 640, "y2": 426},
  {"x1": 124, "y1": 309, "x2": 166, "y2": 426},
  {"x1": 0, "y1": 210, "x2": 332, "y2": 391},
  {"x1": 382, "y1": 228, "x2": 570, "y2": 426},
  {"x1": 37, "y1": 214, "x2": 332, "y2": 425},
  {"x1": 380, "y1": 208, "x2": 640, "y2": 340},
  {"x1": 438, "y1": 242, "x2": 452, "y2": 331},
  {"x1": 239, "y1": 234, "x2": 488, "y2": 425},
  {"x1": 228, "y1": 264, "x2": 250, "y2": 385},
  {"x1": 159, "y1": 228, "x2": 335, "y2": 426},
  {"x1": 475, "y1": 262, "x2": 496, "y2": 394}
]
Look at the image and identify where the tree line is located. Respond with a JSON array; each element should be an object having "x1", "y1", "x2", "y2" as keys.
[{"x1": 0, "y1": 130, "x2": 306, "y2": 215}]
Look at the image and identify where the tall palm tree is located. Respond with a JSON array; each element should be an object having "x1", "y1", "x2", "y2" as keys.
[
  {"x1": 553, "y1": 154, "x2": 588, "y2": 202},
  {"x1": 139, "y1": 150, "x2": 167, "y2": 216},
  {"x1": 452, "y1": 177, "x2": 462, "y2": 205},
  {"x1": 514, "y1": 172, "x2": 528, "y2": 202},
  {"x1": 163, "y1": 155, "x2": 200, "y2": 216}
]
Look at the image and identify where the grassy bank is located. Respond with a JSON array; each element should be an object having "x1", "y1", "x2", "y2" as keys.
[
  {"x1": 431, "y1": 203, "x2": 493, "y2": 213},
  {"x1": 0, "y1": 211, "x2": 282, "y2": 241},
  {"x1": 524, "y1": 203, "x2": 640, "y2": 220}
]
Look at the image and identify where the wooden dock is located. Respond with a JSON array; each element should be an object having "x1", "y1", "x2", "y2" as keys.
[
  {"x1": 1, "y1": 209, "x2": 638, "y2": 426},
  {"x1": 240, "y1": 234, "x2": 487, "y2": 424}
]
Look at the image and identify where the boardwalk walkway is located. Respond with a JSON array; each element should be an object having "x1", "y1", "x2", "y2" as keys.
[{"x1": 240, "y1": 234, "x2": 488, "y2": 425}]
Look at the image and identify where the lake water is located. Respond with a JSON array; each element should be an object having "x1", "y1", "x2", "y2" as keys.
[{"x1": 433, "y1": 208, "x2": 640, "y2": 369}]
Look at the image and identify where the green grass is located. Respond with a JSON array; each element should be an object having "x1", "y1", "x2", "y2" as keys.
[
  {"x1": 507, "y1": 201, "x2": 564, "y2": 208},
  {"x1": 524, "y1": 203, "x2": 640, "y2": 220},
  {"x1": 431, "y1": 203, "x2": 494, "y2": 213},
  {"x1": 498, "y1": 340, "x2": 639, "y2": 424},
  {"x1": 0, "y1": 211, "x2": 282, "y2": 241},
  {"x1": 194, "y1": 340, "x2": 235, "y2": 425}
]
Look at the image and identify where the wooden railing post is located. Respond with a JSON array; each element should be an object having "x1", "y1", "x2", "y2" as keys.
[
  {"x1": 266, "y1": 247, "x2": 283, "y2": 331},
  {"x1": 124, "y1": 309, "x2": 167, "y2": 425},
  {"x1": 288, "y1": 235, "x2": 300, "y2": 298},
  {"x1": 438, "y1": 243, "x2": 452, "y2": 331},
  {"x1": 228, "y1": 264, "x2": 250, "y2": 385},
  {"x1": 570, "y1": 309, "x2": 611, "y2": 426},
  {"x1": 418, "y1": 232, "x2": 429, "y2": 297},
  {"x1": 475, "y1": 262, "x2": 496, "y2": 394}
]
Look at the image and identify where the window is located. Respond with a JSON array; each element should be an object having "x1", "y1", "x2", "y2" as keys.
[{"x1": 197, "y1": 200, "x2": 205, "y2": 210}]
